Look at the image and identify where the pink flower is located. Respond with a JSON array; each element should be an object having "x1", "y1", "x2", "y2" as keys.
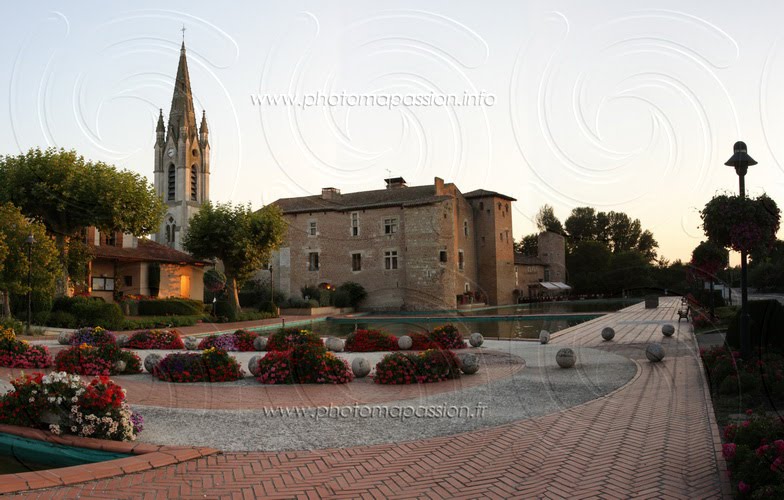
[
  {"x1": 738, "y1": 481, "x2": 750, "y2": 494},
  {"x1": 723, "y1": 443, "x2": 737, "y2": 460}
]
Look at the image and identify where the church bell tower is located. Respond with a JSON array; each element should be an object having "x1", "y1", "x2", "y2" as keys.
[{"x1": 153, "y1": 39, "x2": 210, "y2": 251}]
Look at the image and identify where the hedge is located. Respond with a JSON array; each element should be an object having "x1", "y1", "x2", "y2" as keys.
[{"x1": 137, "y1": 298, "x2": 205, "y2": 316}]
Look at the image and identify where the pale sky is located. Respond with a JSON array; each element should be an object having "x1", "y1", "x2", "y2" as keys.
[{"x1": 1, "y1": 1, "x2": 783, "y2": 263}]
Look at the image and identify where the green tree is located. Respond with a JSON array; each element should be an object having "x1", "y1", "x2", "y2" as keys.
[
  {"x1": 0, "y1": 148, "x2": 165, "y2": 295},
  {"x1": 566, "y1": 241, "x2": 612, "y2": 294},
  {"x1": 0, "y1": 203, "x2": 60, "y2": 317},
  {"x1": 564, "y1": 207, "x2": 597, "y2": 243},
  {"x1": 636, "y1": 230, "x2": 659, "y2": 262},
  {"x1": 183, "y1": 202, "x2": 286, "y2": 312},
  {"x1": 535, "y1": 204, "x2": 563, "y2": 234},
  {"x1": 691, "y1": 241, "x2": 730, "y2": 318},
  {"x1": 514, "y1": 234, "x2": 539, "y2": 256}
]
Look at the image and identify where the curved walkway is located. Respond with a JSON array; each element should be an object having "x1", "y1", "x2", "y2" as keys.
[{"x1": 6, "y1": 298, "x2": 728, "y2": 498}]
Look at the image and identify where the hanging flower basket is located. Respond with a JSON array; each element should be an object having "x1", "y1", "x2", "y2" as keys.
[{"x1": 700, "y1": 194, "x2": 780, "y2": 254}]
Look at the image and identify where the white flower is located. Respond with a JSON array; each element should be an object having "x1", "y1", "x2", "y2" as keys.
[{"x1": 28, "y1": 397, "x2": 35, "y2": 403}]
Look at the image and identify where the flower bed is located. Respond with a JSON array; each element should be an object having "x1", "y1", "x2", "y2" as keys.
[
  {"x1": 55, "y1": 343, "x2": 142, "y2": 376},
  {"x1": 374, "y1": 349, "x2": 462, "y2": 384},
  {"x1": 722, "y1": 411, "x2": 784, "y2": 497},
  {"x1": 126, "y1": 329, "x2": 185, "y2": 350},
  {"x1": 266, "y1": 328, "x2": 323, "y2": 352},
  {"x1": 153, "y1": 347, "x2": 244, "y2": 383},
  {"x1": 197, "y1": 329, "x2": 258, "y2": 352},
  {"x1": 409, "y1": 332, "x2": 440, "y2": 350},
  {"x1": 429, "y1": 324, "x2": 467, "y2": 349},
  {"x1": 701, "y1": 346, "x2": 784, "y2": 400},
  {"x1": 0, "y1": 328, "x2": 52, "y2": 368},
  {"x1": 69, "y1": 326, "x2": 117, "y2": 346},
  {"x1": 344, "y1": 329, "x2": 399, "y2": 352},
  {"x1": 0, "y1": 371, "x2": 142, "y2": 441},
  {"x1": 255, "y1": 342, "x2": 353, "y2": 384}
]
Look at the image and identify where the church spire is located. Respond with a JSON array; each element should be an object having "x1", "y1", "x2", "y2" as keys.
[{"x1": 167, "y1": 40, "x2": 197, "y2": 143}]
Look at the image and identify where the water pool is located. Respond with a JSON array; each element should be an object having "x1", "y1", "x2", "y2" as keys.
[{"x1": 0, "y1": 432, "x2": 131, "y2": 475}]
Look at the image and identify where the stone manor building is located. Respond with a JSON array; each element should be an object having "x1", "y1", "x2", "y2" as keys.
[{"x1": 269, "y1": 177, "x2": 518, "y2": 310}]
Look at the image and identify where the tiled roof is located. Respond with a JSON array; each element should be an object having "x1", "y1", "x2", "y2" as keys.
[
  {"x1": 514, "y1": 253, "x2": 546, "y2": 266},
  {"x1": 273, "y1": 185, "x2": 452, "y2": 214},
  {"x1": 463, "y1": 189, "x2": 517, "y2": 201},
  {"x1": 91, "y1": 239, "x2": 208, "y2": 265}
]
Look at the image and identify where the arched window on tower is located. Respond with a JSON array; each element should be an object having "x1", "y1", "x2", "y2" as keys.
[
  {"x1": 167, "y1": 165, "x2": 175, "y2": 201},
  {"x1": 190, "y1": 165, "x2": 198, "y2": 201},
  {"x1": 165, "y1": 216, "x2": 176, "y2": 247}
]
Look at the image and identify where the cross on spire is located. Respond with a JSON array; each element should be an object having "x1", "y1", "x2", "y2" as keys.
[{"x1": 181, "y1": 24, "x2": 186, "y2": 42}]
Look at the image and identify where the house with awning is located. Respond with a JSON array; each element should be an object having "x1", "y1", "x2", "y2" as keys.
[{"x1": 513, "y1": 231, "x2": 570, "y2": 300}]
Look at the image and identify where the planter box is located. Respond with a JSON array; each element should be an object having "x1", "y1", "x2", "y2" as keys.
[{"x1": 644, "y1": 295, "x2": 659, "y2": 309}]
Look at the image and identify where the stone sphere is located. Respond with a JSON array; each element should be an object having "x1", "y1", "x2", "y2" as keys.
[
  {"x1": 646, "y1": 343, "x2": 665, "y2": 362},
  {"x1": 248, "y1": 355, "x2": 263, "y2": 377},
  {"x1": 325, "y1": 337, "x2": 345, "y2": 352},
  {"x1": 351, "y1": 357, "x2": 371, "y2": 378},
  {"x1": 144, "y1": 353, "x2": 162, "y2": 373},
  {"x1": 253, "y1": 336, "x2": 268, "y2": 351},
  {"x1": 184, "y1": 336, "x2": 200, "y2": 350},
  {"x1": 539, "y1": 330, "x2": 551, "y2": 345},
  {"x1": 57, "y1": 331, "x2": 73, "y2": 345},
  {"x1": 114, "y1": 360, "x2": 127, "y2": 373},
  {"x1": 601, "y1": 327, "x2": 615, "y2": 341},
  {"x1": 398, "y1": 335, "x2": 413, "y2": 350},
  {"x1": 115, "y1": 334, "x2": 129, "y2": 347},
  {"x1": 556, "y1": 348, "x2": 576, "y2": 368},
  {"x1": 662, "y1": 324, "x2": 675, "y2": 337},
  {"x1": 469, "y1": 332, "x2": 484, "y2": 348},
  {"x1": 458, "y1": 353, "x2": 480, "y2": 374}
]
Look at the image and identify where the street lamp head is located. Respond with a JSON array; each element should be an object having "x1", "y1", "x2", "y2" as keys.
[
  {"x1": 725, "y1": 141, "x2": 757, "y2": 175},
  {"x1": 24, "y1": 233, "x2": 35, "y2": 245}
]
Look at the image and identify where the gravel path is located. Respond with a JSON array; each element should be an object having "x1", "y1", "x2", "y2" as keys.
[{"x1": 132, "y1": 340, "x2": 636, "y2": 451}]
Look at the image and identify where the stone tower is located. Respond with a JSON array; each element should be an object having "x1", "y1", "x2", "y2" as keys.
[{"x1": 153, "y1": 41, "x2": 210, "y2": 251}]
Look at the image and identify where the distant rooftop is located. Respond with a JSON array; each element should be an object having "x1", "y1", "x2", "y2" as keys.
[{"x1": 463, "y1": 189, "x2": 517, "y2": 201}]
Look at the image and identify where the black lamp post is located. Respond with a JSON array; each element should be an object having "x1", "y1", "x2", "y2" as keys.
[
  {"x1": 724, "y1": 141, "x2": 757, "y2": 359},
  {"x1": 24, "y1": 233, "x2": 35, "y2": 334}
]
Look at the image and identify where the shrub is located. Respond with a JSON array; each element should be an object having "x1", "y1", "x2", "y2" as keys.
[
  {"x1": 701, "y1": 346, "x2": 784, "y2": 401},
  {"x1": 0, "y1": 372, "x2": 140, "y2": 441},
  {"x1": 722, "y1": 412, "x2": 784, "y2": 497},
  {"x1": 726, "y1": 299, "x2": 784, "y2": 351},
  {"x1": 300, "y1": 285, "x2": 321, "y2": 303},
  {"x1": 345, "y1": 329, "x2": 399, "y2": 352},
  {"x1": 137, "y1": 298, "x2": 204, "y2": 316},
  {"x1": 255, "y1": 343, "x2": 353, "y2": 384},
  {"x1": 0, "y1": 316, "x2": 24, "y2": 333},
  {"x1": 429, "y1": 324, "x2": 467, "y2": 349},
  {"x1": 51, "y1": 297, "x2": 124, "y2": 330},
  {"x1": 214, "y1": 298, "x2": 238, "y2": 321},
  {"x1": 335, "y1": 281, "x2": 367, "y2": 307},
  {"x1": 121, "y1": 315, "x2": 202, "y2": 330},
  {"x1": 153, "y1": 348, "x2": 244, "y2": 382},
  {"x1": 0, "y1": 328, "x2": 52, "y2": 368},
  {"x1": 126, "y1": 329, "x2": 185, "y2": 350},
  {"x1": 55, "y1": 343, "x2": 141, "y2": 376},
  {"x1": 266, "y1": 328, "x2": 323, "y2": 351},
  {"x1": 69, "y1": 326, "x2": 117, "y2": 346},
  {"x1": 46, "y1": 310, "x2": 78, "y2": 328},
  {"x1": 374, "y1": 349, "x2": 462, "y2": 384}
]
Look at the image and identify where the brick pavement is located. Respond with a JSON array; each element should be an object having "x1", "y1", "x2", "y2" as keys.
[{"x1": 5, "y1": 298, "x2": 728, "y2": 498}]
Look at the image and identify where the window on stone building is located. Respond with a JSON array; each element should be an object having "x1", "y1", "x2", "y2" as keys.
[
  {"x1": 544, "y1": 268, "x2": 551, "y2": 281},
  {"x1": 463, "y1": 220, "x2": 469, "y2": 236},
  {"x1": 308, "y1": 252, "x2": 319, "y2": 271},
  {"x1": 92, "y1": 277, "x2": 115, "y2": 291},
  {"x1": 458, "y1": 250, "x2": 464, "y2": 270},
  {"x1": 499, "y1": 232, "x2": 503, "y2": 241},
  {"x1": 190, "y1": 165, "x2": 198, "y2": 201},
  {"x1": 384, "y1": 218, "x2": 398, "y2": 234},
  {"x1": 385, "y1": 250, "x2": 398, "y2": 270},
  {"x1": 439, "y1": 250, "x2": 448, "y2": 263},
  {"x1": 351, "y1": 212, "x2": 359, "y2": 236},
  {"x1": 165, "y1": 216, "x2": 176, "y2": 247},
  {"x1": 479, "y1": 202, "x2": 484, "y2": 210},
  {"x1": 309, "y1": 221, "x2": 317, "y2": 236},
  {"x1": 167, "y1": 164, "x2": 175, "y2": 201},
  {"x1": 124, "y1": 276, "x2": 133, "y2": 287},
  {"x1": 515, "y1": 267, "x2": 519, "y2": 286},
  {"x1": 464, "y1": 283, "x2": 470, "y2": 293},
  {"x1": 352, "y1": 253, "x2": 362, "y2": 272}
]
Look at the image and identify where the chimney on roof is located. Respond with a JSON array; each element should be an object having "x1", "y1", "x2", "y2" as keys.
[
  {"x1": 321, "y1": 187, "x2": 341, "y2": 200},
  {"x1": 434, "y1": 177, "x2": 444, "y2": 195},
  {"x1": 385, "y1": 177, "x2": 407, "y2": 189}
]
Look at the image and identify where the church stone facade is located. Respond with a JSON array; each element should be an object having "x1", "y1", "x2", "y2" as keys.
[{"x1": 153, "y1": 42, "x2": 210, "y2": 252}]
